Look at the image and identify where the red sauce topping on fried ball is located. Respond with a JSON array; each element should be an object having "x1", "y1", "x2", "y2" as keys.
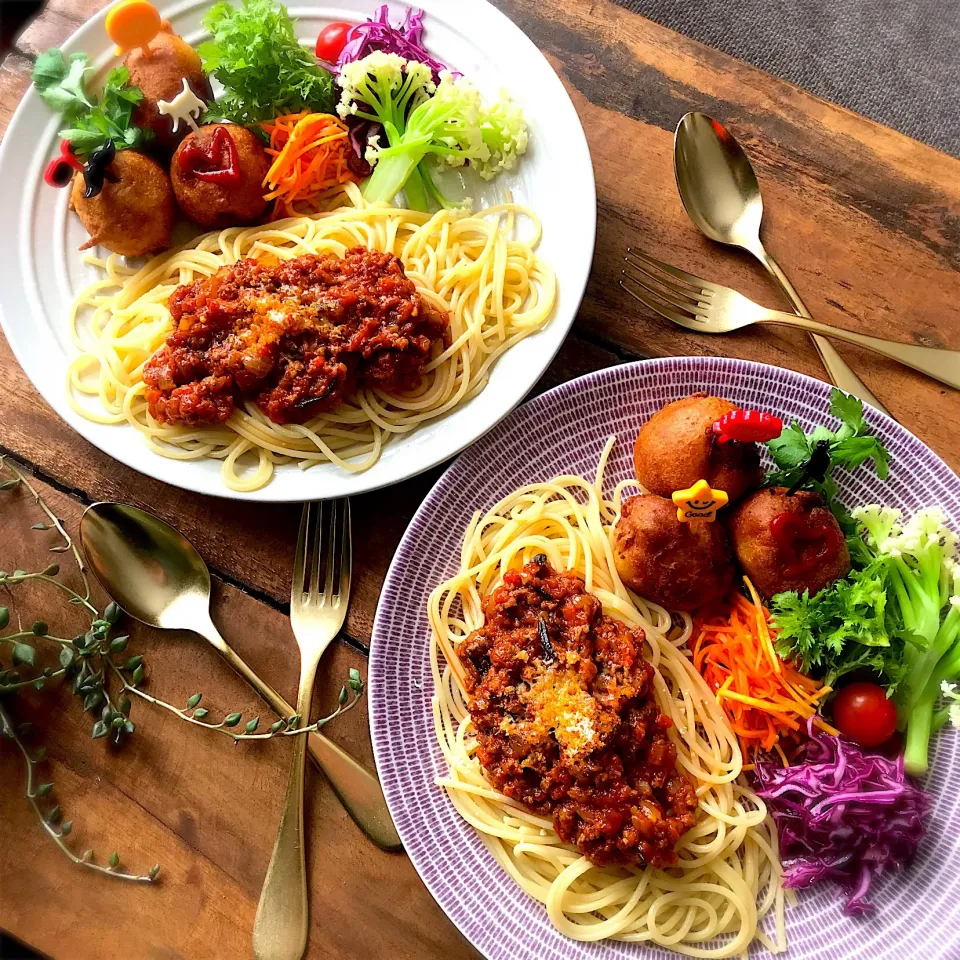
[
  {"x1": 143, "y1": 248, "x2": 447, "y2": 426},
  {"x1": 458, "y1": 557, "x2": 698, "y2": 867},
  {"x1": 769, "y1": 510, "x2": 841, "y2": 577},
  {"x1": 729, "y1": 487, "x2": 850, "y2": 599}
]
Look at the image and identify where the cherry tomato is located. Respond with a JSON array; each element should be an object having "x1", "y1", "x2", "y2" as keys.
[
  {"x1": 315, "y1": 22, "x2": 353, "y2": 62},
  {"x1": 832, "y1": 682, "x2": 898, "y2": 747}
]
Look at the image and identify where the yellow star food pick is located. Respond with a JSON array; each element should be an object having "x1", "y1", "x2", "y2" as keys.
[{"x1": 671, "y1": 479, "x2": 729, "y2": 523}]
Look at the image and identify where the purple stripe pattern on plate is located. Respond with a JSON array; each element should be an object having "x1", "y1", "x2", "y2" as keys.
[{"x1": 369, "y1": 356, "x2": 960, "y2": 960}]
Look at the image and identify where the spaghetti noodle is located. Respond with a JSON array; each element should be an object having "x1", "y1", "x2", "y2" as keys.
[
  {"x1": 428, "y1": 442, "x2": 786, "y2": 956},
  {"x1": 66, "y1": 182, "x2": 555, "y2": 492}
]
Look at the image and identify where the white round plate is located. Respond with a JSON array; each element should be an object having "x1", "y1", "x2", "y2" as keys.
[{"x1": 0, "y1": 0, "x2": 595, "y2": 501}]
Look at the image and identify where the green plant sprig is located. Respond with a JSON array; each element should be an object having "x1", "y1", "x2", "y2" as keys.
[
  {"x1": 0, "y1": 456, "x2": 365, "y2": 882},
  {"x1": 108, "y1": 660, "x2": 364, "y2": 740},
  {"x1": 0, "y1": 699, "x2": 158, "y2": 882},
  {"x1": 1, "y1": 458, "x2": 94, "y2": 608}
]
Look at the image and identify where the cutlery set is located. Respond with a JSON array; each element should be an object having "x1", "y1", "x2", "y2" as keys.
[
  {"x1": 621, "y1": 113, "x2": 959, "y2": 409},
  {"x1": 80, "y1": 498, "x2": 396, "y2": 960}
]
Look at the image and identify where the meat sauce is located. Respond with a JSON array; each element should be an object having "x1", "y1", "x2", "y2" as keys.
[
  {"x1": 144, "y1": 247, "x2": 448, "y2": 426},
  {"x1": 458, "y1": 557, "x2": 698, "y2": 867}
]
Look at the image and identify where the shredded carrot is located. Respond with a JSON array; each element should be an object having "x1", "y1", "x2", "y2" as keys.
[
  {"x1": 260, "y1": 112, "x2": 361, "y2": 220},
  {"x1": 693, "y1": 578, "x2": 837, "y2": 766}
]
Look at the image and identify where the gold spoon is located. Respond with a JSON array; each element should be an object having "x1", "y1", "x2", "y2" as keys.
[
  {"x1": 674, "y1": 112, "x2": 889, "y2": 415},
  {"x1": 79, "y1": 501, "x2": 401, "y2": 852}
]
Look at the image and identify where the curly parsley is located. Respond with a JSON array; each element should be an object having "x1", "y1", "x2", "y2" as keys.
[{"x1": 198, "y1": 0, "x2": 335, "y2": 125}]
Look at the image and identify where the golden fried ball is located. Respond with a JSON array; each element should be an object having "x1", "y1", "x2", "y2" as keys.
[
  {"x1": 633, "y1": 394, "x2": 764, "y2": 504},
  {"x1": 613, "y1": 494, "x2": 735, "y2": 611},
  {"x1": 71, "y1": 150, "x2": 174, "y2": 257},
  {"x1": 124, "y1": 22, "x2": 212, "y2": 151},
  {"x1": 729, "y1": 487, "x2": 850, "y2": 599},
  {"x1": 170, "y1": 124, "x2": 270, "y2": 229}
]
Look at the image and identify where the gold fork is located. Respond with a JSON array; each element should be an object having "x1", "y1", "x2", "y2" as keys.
[
  {"x1": 621, "y1": 249, "x2": 960, "y2": 391},
  {"x1": 253, "y1": 499, "x2": 352, "y2": 960}
]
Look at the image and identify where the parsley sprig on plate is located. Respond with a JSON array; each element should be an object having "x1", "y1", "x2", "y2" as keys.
[
  {"x1": 765, "y1": 388, "x2": 890, "y2": 533},
  {"x1": 32, "y1": 50, "x2": 146, "y2": 158}
]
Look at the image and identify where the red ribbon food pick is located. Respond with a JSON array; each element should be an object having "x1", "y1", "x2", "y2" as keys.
[{"x1": 712, "y1": 409, "x2": 783, "y2": 444}]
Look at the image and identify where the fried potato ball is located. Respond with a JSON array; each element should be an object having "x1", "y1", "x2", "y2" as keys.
[
  {"x1": 634, "y1": 394, "x2": 764, "y2": 504},
  {"x1": 170, "y1": 124, "x2": 270, "y2": 229},
  {"x1": 613, "y1": 494, "x2": 735, "y2": 611},
  {"x1": 124, "y1": 22, "x2": 212, "y2": 151},
  {"x1": 70, "y1": 150, "x2": 174, "y2": 257},
  {"x1": 729, "y1": 487, "x2": 850, "y2": 599}
]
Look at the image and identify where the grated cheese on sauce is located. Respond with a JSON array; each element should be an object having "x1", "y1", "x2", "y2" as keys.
[{"x1": 524, "y1": 667, "x2": 602, "y2": 759}]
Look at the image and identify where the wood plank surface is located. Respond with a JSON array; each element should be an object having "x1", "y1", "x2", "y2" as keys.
[
  {"x1": 0, "y1": 474, "x2": 474, "y2": 960},
  {"x1": 0, "y1": 0, "x2": 958, "y2": 957}
]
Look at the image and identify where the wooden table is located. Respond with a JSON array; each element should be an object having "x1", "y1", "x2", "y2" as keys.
[{"x1": 1, "y1": 2, "x2": 958, "y2": 958}]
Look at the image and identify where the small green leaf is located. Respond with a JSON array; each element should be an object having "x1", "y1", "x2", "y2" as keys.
[
  {"x1": 91, "y1": 720, "x2": 109, "y2": 739},
  {"x1": 42, "y1": 563, "x2": 59, "y2": 576},
  {"x1": 349, "y1": 667, "x2": 361, "y2": 682},
  {"x1": 12, "y1": 569, "x2": 25, "y2": 578},
  {"x1": 31, "y1": 620, "x2": 48, "y2": 636},
  {"x1": 0, "y1": 479, "x2": 20, "y2": 490},
  {"x1": 123, "y1": 720, "x2": 135, "y2": 735},
  {"x1": 59, "y1": 646, "x2": 74, "y2": 669},
  {"x1": 193, "y1": 708, "x2": 209, "y2": 720},
  {"x1": 338, "y1": 685, "x2": 348, "y2": 705},
  {"x1": 36, "y1": 782, "x2": 54, "y2": 798},
  {"x1": 109, "y1": 635, "x2": 129, "y2": 653},
  {"x1": 148, "y1": 864, "x2": 160, "y2": 881},
  {"x1": 32, "y1": 522, "x2": 49, "y2": 530},
  {"x1": 270, "y1": 720, "x2": 284, "y2": 733},
  {"x1": 104, "y1": 602, "x2": 120, "y2": 625},
  {"x1": 34, "y1": 746, "x2": 47, "y2": 762},
  {"x1": 42, "y1": 666, "x2": 54, "y2": 678},
  {"x1": 112, "y1": 716, "x2": 125, "y2": 728},
  {"x1": 83, "y1": 691, "x2": 103, "y2": 712},
  {"x1": 131, "y1": 665, "x2": 145, "y2": 685},
  {"x1": 108, "y1": 851, "x2": 119, "y2": 868},
  {"x1": 223, "y1": 712, "x2": 242, "y2": 727},
  {"x1": 187, "y1": 692, "x2": 202, "y2": 709},
  {"x1": 12, "y1": 643, "x2": 35, "y2": 666},
  {"x1": 33, "y1": 678, "x2": 45, "y2": 691},
  {"x1": 244, "y1": 716, "x2": 259, "y2": 733},
  {"x1": 288, "y1": 714, "x2": 301, "y2": 727},
  {"x1": 0, "y1": 607, "x2": 8, "y2": 629},
  {"x1": 118, "y1": 695, "x2": 131, "y2": 716},
  {"x1": 60, "y1": 820, "x2": 72, "y2": 836},
  {"x1": 124, "y1": 655, "x2": 143, "y2": 671},
  {"x1": 47, "y1": 805, "x2": 61, "y2": 824},
  {"x1": 82, "y1": 849, "x2": 93, "y2": 862}
]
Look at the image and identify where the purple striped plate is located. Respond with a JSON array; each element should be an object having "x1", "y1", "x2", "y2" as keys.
[{"x1": 369, "y1": 357, "x2": 960, "y2": 960}]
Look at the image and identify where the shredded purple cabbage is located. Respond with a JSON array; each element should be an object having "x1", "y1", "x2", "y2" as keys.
[
  {"x1": 753, "y1": 724, "x2": 930, "y2": 917},
  {"x1": 335, "y1": 5, "x2": 451, "y2": 82}
]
